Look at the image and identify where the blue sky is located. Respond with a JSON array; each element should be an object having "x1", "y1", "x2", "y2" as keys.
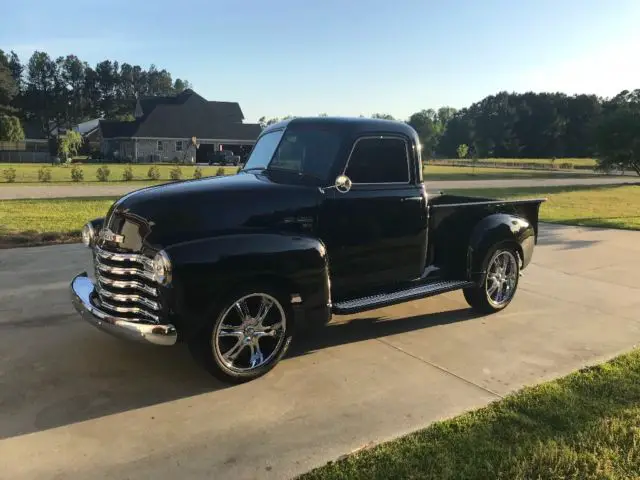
[{"x1": 2, "y1": 0, "x2": 639, "y2": 122}]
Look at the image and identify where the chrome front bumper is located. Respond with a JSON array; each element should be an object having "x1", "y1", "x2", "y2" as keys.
[{"x1": 70, "y1": 273, "x2": 178, "y2": 346}]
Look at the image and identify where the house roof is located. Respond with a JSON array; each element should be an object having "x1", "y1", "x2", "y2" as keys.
[
  {"x1": 101, "y1": 89, "x2": 259, "y2": 141},
  {"x1": 137, "y1": 89, "x2": 245, "y2": 122}
]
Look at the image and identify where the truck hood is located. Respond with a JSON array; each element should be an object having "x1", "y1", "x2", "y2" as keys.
[{"x1": 102, "y1": 172, "x2": 321, "y2": 252}]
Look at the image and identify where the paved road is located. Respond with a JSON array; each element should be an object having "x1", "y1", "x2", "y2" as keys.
[
  {"x1": 1, "y1": 224, "x2": 640, "y2": 479},
  {"x1": 0, "y1": 176, "x2": 638, "y2": 199}
]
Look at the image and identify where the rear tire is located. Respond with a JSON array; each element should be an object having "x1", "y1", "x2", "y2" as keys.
[
  {"x1": 189, "y1": 284, "x2": 294, "y2": 384},
  {"x1": 463, "y1": 245, "x2": 520, "y2": 314}
]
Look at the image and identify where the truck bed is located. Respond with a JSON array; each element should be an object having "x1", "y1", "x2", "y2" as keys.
[{"x1": 426, "y1": 192, "x2": 546, "y2": 277}]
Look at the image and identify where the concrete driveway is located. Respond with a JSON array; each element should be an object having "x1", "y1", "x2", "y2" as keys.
[
  {"x1": 1, "y1": 224, "x2": 639, "y2": 479},
  {"x1": 0, "y1": 176, "x2": 637, "y2": 199}
]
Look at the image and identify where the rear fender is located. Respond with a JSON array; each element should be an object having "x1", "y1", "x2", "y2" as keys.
[
  {"x1": 467, "y1": 214, "x2": 536, "y2": 283},
  {"x1": 164, "y1": 233, "x2": 331, "y2": 337}
]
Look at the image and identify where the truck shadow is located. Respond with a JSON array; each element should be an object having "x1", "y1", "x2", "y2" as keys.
[
  {"x1": 0, "y1": 307, "x2": 480, "y2": 440},
  {"x1": 289, "y1": 307, "x2": 482, "y2": 358}
]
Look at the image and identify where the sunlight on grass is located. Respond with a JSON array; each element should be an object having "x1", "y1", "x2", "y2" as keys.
[
  {"x1": 450, "y1": 185, "x2": 640, "y2": 230},
  {"x1": 301, "y1": 349, "x2": 640, "y2": 480}
]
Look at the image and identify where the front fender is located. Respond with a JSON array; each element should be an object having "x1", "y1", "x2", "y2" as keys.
[
  {"x1": 467, "y1": 214, "x2": 536, "y2": 282},
  {"x1": 164, "y1": 233, "x2": 331, "y2": 336}
]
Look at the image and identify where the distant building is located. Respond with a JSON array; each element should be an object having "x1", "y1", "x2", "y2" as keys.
[{"x1": 98, "y1": 89, "x2": 261, "y2": 163}]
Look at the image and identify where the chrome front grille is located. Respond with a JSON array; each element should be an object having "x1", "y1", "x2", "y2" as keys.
[{"x1": 92, "y1": 246, "x2": 161, "y2": 323}]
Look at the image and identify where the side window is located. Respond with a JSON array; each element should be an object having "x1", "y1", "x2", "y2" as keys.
[{"x1": 345, "y1": 137, "x2": 409, "y2": 184}]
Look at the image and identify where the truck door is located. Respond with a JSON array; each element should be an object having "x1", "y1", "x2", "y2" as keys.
[{"x1": 319, "y1": 135, "x2": 427, "y2": 300}]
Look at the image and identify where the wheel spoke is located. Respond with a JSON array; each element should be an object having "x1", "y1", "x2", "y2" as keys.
[
  {"x1": 255, "y1": 297, "x2": 274, "y2": 325},
  {"x1": 487, "y1": 280, "x2": 499, "y2": 296},
  {"x1": 249, "y1": 341, "x2": 264, "y2": 368},
  {"x1": 219, "y1": 329, "x2": 244, "y2": 338},
  {"x1": 255, "y1": 321, "x2": 283, "y2": 338},
  {"x1": 234, "y1": 300, "x2": 251, "y2": 321},
  {"x1": 223, "y1": 339, "x2": 247, "y2": 363}
]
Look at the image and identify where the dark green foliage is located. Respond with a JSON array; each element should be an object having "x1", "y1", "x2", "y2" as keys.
[
  {"x1": 216, "y1": 167, "x2": 225, "y2": 176},
  {"x1": 96, "y1": 165, "x2": 110, "y2": 182},
  {"x1": 70, "y1": 165, "x2": 84, "y2": 182},
  {"x1": 122, "y1": 165, "x2": 134, "y2": 181},
  {"x1": 0, "y1": 113, "x2": 24, "y2": 141},
  {"x1": 594, "y1": 90, "x2": 640, "y2": 176},
  {"x1": 169, "y1": 165, "x2": 182, "y2": 180},
  {"x1": 436, "y1": 92, "x2": 602, "y2": 159},
  {"x1": 193, "y1": 166, "x2": 203, "y2": 179},
  {"x1": 147, "y1": 165, "x2": 161, "y2": 180},
  {"x1": 2, "y1": 167, "x2": 16, "y2": 182},
  {"x1": 37, "y1": 167, "x2": 51, "y2": 182}
]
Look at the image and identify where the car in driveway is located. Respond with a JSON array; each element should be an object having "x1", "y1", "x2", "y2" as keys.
[{"x1": 71, "y1": 117, "x2": 545, "y2": 383}]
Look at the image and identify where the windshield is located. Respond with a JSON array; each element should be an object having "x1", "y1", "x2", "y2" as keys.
[{"x1": 242, "y1": 126, "x2": 343, "y2": 183}]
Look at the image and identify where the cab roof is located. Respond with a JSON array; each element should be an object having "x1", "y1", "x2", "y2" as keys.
[{"x1": 261, "y1": 116, "x2": 418, "y2": 139}]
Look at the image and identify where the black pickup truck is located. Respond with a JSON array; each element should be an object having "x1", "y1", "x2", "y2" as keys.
[{"x1": 71, "y1": 117, "x2": 545, "y2": 383}]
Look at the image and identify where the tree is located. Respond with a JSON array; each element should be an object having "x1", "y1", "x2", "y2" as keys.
[
  {"x1": 0, "y1": 50, "x2": 18, "y2": 111},
  {"x1": 258, "y1": 116, "x2": 282, "y2": 128},
  {"x1": 371, "y1": 113, "x2": 395, "y2": 120},
  {"x1": 0, "y1": 114, "x2": 25, "y2": 141},
  {"x1": 408, "y1": 109, "x2": 440, "y2": 159},
  {"x1": 58, "y1": 129, "x2": 82, "y2": 161},
  {"x1": 594, "y1": 89, "x2": 640, "y2": 176},
  {"x1": 173, "y1": 78, "x2": 192, "y2": 93},
  {"x1": 24, "y1": 51, "x2": 60, "y2": 137},
  {"x1": 456, "y1": 143, "x2": 468, "y2": 159}
]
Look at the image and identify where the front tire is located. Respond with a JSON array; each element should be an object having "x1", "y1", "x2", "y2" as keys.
[
  {"x1": 463, "y1": 246, "x2": 520, "y2": 314},
  {"x1": 189, "y1": 285, "x2": 294, "y2": 383}
]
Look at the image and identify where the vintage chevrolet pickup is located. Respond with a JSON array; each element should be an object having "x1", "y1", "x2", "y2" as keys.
[{"x1": 71, "y1": 117, "x2": 545, "y2": 383}]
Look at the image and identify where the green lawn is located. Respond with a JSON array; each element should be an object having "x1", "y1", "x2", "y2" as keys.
[
  {"x1": 0, "y1": 163, "x2": 238, "y2": 183},
  {"x1": 301, "y1": 348, "x2": 640, "y2": 480},
  {"x1": 453, "y1": 157, "x2": 598, "y2": 167},
  {"x1": 0, "y1": 163, "x2": 600, "y2": 185},
  {"x1": 0, "y1": 197, "x2": 116, "y2": 247},
  {"x1": 448, "y1": 184, "x2": 640, "y2": 230}
]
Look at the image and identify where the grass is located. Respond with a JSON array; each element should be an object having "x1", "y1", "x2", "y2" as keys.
[
  {"x1": 0, "y1": 197, "x2": 116, "y2": 247},
  {"x1": 439, "y1": 157, "x2": 598, "y2": 167},
  {"x1": 448, "y1": 184, "x2": 640, "y2": 230},
  {"x1": 0, "y1": 163, "x2": 238, "y2": 183},
  {"x1": 0, "y1": 163, "x2": 601, "y2": 186},
  {"x1": 300, "y1": 349, "x2": 640, "y2": 480}
]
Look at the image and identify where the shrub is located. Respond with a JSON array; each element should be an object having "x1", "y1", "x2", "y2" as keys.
[
  {"x1": 170, "y1": 165, "x2": 183, "y2": 181},
  {"x1": 96, "y1": 165, "x2": 111, "y2": 182},
  {"x1": 3, "y1": 167, "x2": 17, "y2": 183},
  {"x1": 147, "y1": 165, "x2": 161, "y2": 180},
  {"x1": 216, "y1": 167, "x2": 225, "y2": 176},
  {"x1": 193, "y1": 166, "x2": 203, "y2": 179},
  {"x1": 70, "y1": 165, "x2": 84, "y2": 182},
  {"x1": 38, "y1": 167, "x2": 52, "y2": 182},
  {"x1": 559, "y1": 162, "x2": 573, "y2": 170},
  {"x1": 122, "y1": 165, "x2": 134, "y2": 181}
]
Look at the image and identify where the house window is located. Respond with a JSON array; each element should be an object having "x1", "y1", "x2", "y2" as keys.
[
  {"x1": 157, "y1": 140, "x2": 164, "y2": 152},
  {"x1": 176, "y1": 140, "x2": 183, "y2": 151}
]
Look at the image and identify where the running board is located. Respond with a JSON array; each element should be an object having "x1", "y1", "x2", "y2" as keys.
[{"x1": 331, "y1": 280, "x2": 475, "y2": 315}]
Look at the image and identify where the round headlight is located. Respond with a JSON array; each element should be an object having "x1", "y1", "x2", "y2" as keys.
[
  {"x1": 151, "y1": 250, "x2": 172, "y2": 285},
  {"x1": 81, "y1": 223, "x2": 94, "y2": 248}
]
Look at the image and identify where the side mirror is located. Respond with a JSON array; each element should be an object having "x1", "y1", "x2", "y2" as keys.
[{"x1": 335, "y1": 174, "x2": 352, "y2": 193}]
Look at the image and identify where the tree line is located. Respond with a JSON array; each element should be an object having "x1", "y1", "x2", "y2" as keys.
[
  {"x1": 0, "y1": 48, "x2": 191, "y2": 141},
  {"x1": 260, "y1": 89, "x2": 639, "y2": 175}
]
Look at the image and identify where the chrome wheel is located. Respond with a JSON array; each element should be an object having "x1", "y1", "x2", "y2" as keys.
[
  {"x1": 486, "y1": 250, "x2": 518, "y2": 307},
  {"x1": 213, "y1": 293, "x2": 287, "y2": 373}
]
